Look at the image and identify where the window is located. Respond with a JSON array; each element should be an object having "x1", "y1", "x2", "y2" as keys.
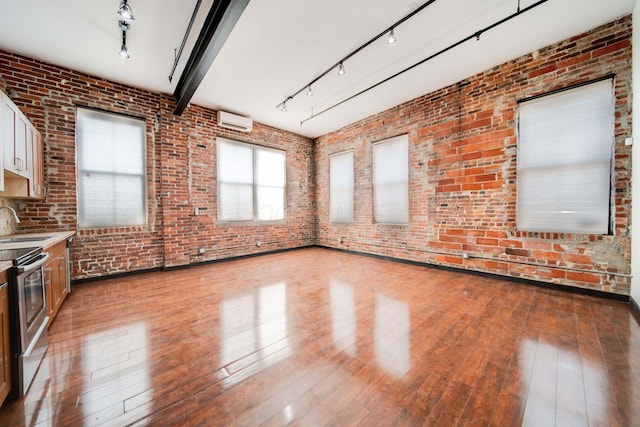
[
  {"x1": 330, "y1": 151, "x2": 354, "y2": 223},
  {"x1": 76, "y1": 108, "x2": 147, "y2": 228},
  {"x1": 516, "y1": 79, "x2": 614, "y2": 234},
  {"x1": 373, "y1": 135, "x2": 409, "y2": 224},
  {"x1": 217, "y1": 138, "x2": 285, "y2": 221}
]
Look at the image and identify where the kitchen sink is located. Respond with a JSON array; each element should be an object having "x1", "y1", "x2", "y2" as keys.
[{"x1": 0, "y1": 236, "x2": 50, "y2": 244}]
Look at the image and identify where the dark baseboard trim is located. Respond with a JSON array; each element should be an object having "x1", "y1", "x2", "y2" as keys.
[
  {"x1": 72, "y1": 244, "x2": 631, "y2": 304},
  {"x1": 631, "y1": 297, "x2": 640, "y2": 324},
  {"x1": 162, "y1": 245, "x2": 316, "y2": 272},
  {"x1": 317, "y1": 245, "x2": 630, "y2": 302},
  {"x1": 72, "y1": 245, "x2": 317, "y2": 285},
  {"x1": 72, "y1": 266, "x2": 164, "y2": 286}
]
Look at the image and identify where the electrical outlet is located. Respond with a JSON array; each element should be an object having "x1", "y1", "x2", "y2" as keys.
[
  {"x1": 194, "y1": 207, "x2": 200, "y2": 216},
  {"x1": 198, "y1": 248, "x2": 205, "y2": 254},
  {"x1": 256, "y1": 241, "x2": 262, "y2": 247}
]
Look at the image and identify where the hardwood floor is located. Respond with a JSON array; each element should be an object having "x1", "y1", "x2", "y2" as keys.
[{"x1": 0, "y1": 247, "x2": 638, "y2": 426}]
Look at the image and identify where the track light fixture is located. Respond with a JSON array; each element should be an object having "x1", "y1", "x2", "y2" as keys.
[
  {"x1": 119, "y1": 31, "x2": 130, "y2": 59},
  {"x1": 387, "y1": 28, "x2": 397, "y2": 45},
  {"x1": 275, "y1": 0, "x2": 441, "y2": 113},
  {"x1": 300, "y1": 0, "x2": 549, "y2": 125},
  {"x1": 117, "y1": 0, "x2": 135, "y2": 21},
  {"x1": 116, "y1": 2, "x2": 135, "y2": 59}
]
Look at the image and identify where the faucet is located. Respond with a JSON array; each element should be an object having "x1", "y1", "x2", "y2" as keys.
[{"x1": 0, "y1": 206, "x2": 20, "y2": 224}]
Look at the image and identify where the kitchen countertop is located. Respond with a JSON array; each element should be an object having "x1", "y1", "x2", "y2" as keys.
[{"x1": 0, "y1": 231, "x2": 76, "y2": 273}]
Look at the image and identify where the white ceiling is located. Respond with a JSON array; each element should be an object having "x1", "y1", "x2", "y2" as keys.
[{"x1": 0, "y1": 0, "x2": 636, "y2": 138}]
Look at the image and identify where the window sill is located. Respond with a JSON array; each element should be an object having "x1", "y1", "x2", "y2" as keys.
[{"x1": 216, "y1": 220, "x2": 286, "y2": 227}]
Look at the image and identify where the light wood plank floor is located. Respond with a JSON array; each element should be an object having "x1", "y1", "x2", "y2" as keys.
[{"x1": 0, "y1": 247, "x2": 638, "y2": 426}]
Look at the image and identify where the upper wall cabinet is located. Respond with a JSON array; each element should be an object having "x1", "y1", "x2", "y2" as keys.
[
  {"x1": 0, "y1": 91, "x2": 44, "y2": 199},
  {"x1": 2, "y1": 94, "x2": 29, "y2": 178}
]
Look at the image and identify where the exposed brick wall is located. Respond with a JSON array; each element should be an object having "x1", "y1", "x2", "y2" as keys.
[
  {"x1": 158, "y1": 96, "x2": 316, "y2": 268},
  {"x1": 0, "y1": 51, "x2": 316, "y2": 279},
  {"x1": 315, "y1": 17, "x2": 633, "y2": 295},
  {"x1": 0, "y1": 16, "x2": 633, "y2": 294}
]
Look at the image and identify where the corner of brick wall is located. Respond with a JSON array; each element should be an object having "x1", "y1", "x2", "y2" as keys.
[{"x1": 315, "y1": 15, "x2": 633, "y2": 295}]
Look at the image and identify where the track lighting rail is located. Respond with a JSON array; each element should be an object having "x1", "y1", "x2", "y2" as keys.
[
  {"x1": 276, "y1": 0, "x2": 439, "y2": 110},
  {"x1": 300, "y1": 0, "x2": 549, "y2": 125}
]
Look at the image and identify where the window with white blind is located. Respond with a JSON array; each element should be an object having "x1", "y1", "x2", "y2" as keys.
[
  {"x1": 373, "y1": 135, "x2": 409, "y2": 224},
  {"x1": 217, "y1": 138, "x2": 285, "y2": 221},
  {"x1": 516, "y1": 78, "x2": 614, "y2": 234},
  {"x1": 330, "y1": 151, "x2": 354, "y2": 223},
  {"x1": 76, "y1": 108, "x2": 147, "y2": 228}
]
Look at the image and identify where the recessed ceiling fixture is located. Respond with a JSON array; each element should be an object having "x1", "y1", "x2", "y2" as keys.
[
  {"x1": 387, "y1": 28, "x2": 397, "y2": 45},
  {"x1": 117, "y1": 0, "x2": 135, "y2": 21},
  {"x1": 276, "y1": 0, "x2": 439, "y2": 112},
  {"x1": 118, "y1": 20, "x2": 130, "y2": 59}
]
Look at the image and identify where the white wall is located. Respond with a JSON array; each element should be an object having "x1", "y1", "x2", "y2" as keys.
[{"x1": 631, "y1": 0, "x2": 640, "y2": 307}]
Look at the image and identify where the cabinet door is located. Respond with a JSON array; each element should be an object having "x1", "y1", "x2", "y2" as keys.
[
  {"x1": 2, "y1": 94, "x2": 28, "y2": 178},
  {"x1": 56, "y1": 253, "x2": 68, "y2": 305},
  {"x1": 0, "y1": 274, "x2": 10, "y2": 406},
  {"x1": 0, "y1": 94, "x2": 3, "y2": 192},
  {"x1": 28, "y1": 127, "x2": 43, "y2": 199},
  {"x1": 45, "y1": 265, "x2": 56, "y2": 322}
]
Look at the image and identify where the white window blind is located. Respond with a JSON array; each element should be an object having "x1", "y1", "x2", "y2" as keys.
[
  {"x1": 76, "y1": 108, "x2": 147, "y2": 228},
  {"x1": 373, "y1": 135, "x2": 409, "y2": 224},
  {"x1": 217, "y1": 138, "x2": 285, "y2": 221},
  {"x1": 330, "y1": 151, "x2": 354, "y2": 223},
  {"x1": 517, "y1": 79, "x2": 614, "y2": 234}
]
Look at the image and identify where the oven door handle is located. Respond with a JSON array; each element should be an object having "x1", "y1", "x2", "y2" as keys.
[{"x1": 16, "y1": 252, "x2": 50, "y2": 274}]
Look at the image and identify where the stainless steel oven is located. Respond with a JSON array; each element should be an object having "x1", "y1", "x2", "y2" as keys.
[{"x1": 2, "y1": 247, "x2": 50, "y2": 398}]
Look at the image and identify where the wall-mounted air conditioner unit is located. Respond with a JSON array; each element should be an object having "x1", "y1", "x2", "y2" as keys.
[{"x1": 217, "y1": 111, "x2": 253, "y2": 132}]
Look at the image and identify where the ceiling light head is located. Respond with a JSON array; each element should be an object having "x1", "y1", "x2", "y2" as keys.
[
  {"x1": 280, "y1": 101, "x2": 288, "y2": 112},
  {"x1": 387, "y1": 28, "x2": 397, "y2": 45},
  {"x1": 338, "y1": 62, "x2": 345, "y2": 76},
  {"x1": 119, "y1": 45, "x2": 130, "y2": 59},
  {"x1": 307, "y1": 85, "x2": 313, "y2": 96},
  {"x1": 117, "y1": 0, "x2": 135, "y2": 21},
  {"x1": 118, "y1": 20, "x2": 130, "y2": 31},
  {"x1": 119, "y1": 31, "x2": 130, "y2": 59}
]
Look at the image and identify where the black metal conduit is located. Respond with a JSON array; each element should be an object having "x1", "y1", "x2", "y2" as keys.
[
  {"x1": 300, "y1": 0, "x2": 550, "y2": 126},
  {"x1": 169, "y1": 0, "x2": 203, "y2": 83},
  {"x1": 276, "y1": 0, "x2": 439, "y2": 110}
]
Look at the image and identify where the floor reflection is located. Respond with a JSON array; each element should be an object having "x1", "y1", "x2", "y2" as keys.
[
  {"x1": 330, "y1": 280, "x2": 357, "y2": 356},
  {"x1": 374, "y1": 294, "x2": 411, "y2": 378},
  {"x1": 520, "y1": 338, "x2": 607, "y2": 426},
  {"x1": 81, "y1": 321, "x2": 151, "y2": 422},
  {"x1": 220, "y1": 282, "x2": 289, "y2": 367},
  {"x1": 19, "y1": 340, "x2": 73, "y2": 426},
  {"x1": 328, "y1": 277, "x2": 411, "y2": 378}
]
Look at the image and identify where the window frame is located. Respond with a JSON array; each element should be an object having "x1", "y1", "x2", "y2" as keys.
[
  {"x1": 515, "y1": 76, "x2": 615, "y2": 235},
  {"x1": 216, "y1": 137, "x2": 286, "y2": 223},
  {"x1": 329, "y1": 150, "x2": 354, "y2": 224},
  {"x1": 372, "y1": 134, "x2": 409, "y2": 225},
  {"x1": 76, "y1": 107, "x2": 148, "y2": 229}
]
